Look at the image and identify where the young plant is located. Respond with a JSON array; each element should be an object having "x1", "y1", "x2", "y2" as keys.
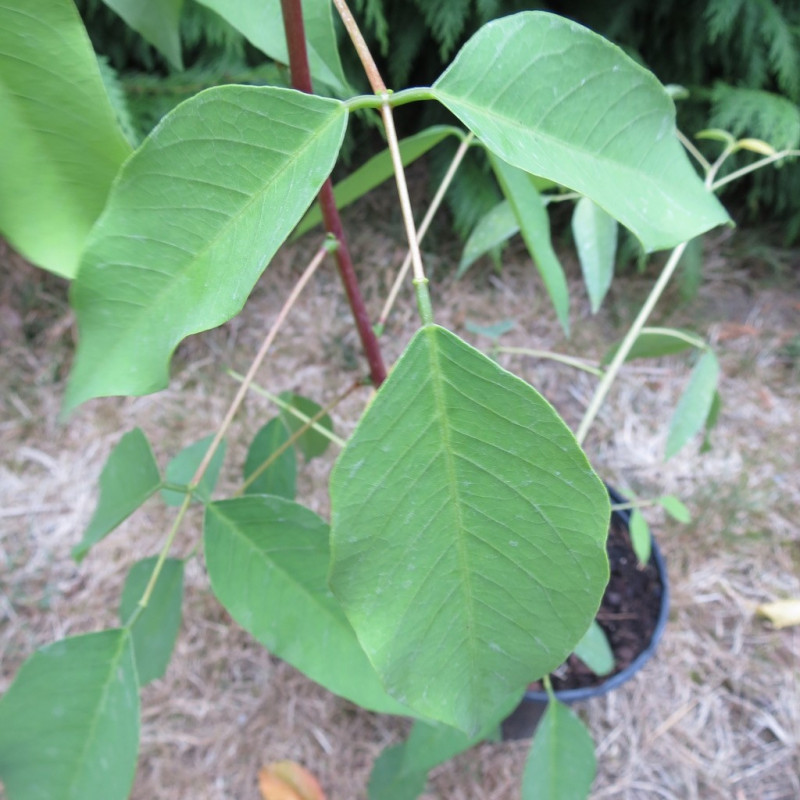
[{"x1": 0, "y1": 2, "x2": 795, "y2": 799}]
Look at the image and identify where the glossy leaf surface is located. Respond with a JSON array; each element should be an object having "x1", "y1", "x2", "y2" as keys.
[
  {"x1": 244, "y1": 419, "x2": 297, "y2": 499},
  {"x1": 161, "y1": 435, "x2": 226, "y2": 506},
  {"x1": 0, "y1": 0, "x2": 131, "y2": 277},
  {"x1": 73, "y1": 429, "x2": 161, "y2": 562},
  {"x1": 0, "y1": 630, "x2": 139, "y2": 800},
  {"x1": 491, "y1": 155, "x2": 570, "y2": 333},
  {"x1": 329, "y1": 325, "x2": 609, "y2": 733},
  {"x1": 666, "y1": 351, "x2": 720, "y2": 459},
  {"x1": 196, "y1": 0, "x2": 347, "y2": 92},
  {"x1": 65, "y1": 86, "x2": 347, "y2": 411},
  {"x1": 572, "y1": 197, "x2": 618, "y2": 313},
  {"x1": 204, "y1": 496, "x2": 410, "y2": 715},
  {"x1": 433, "y1": 12, "x2": 729, "y2": 251},
  {"x1": 522, "y1": 699, "x2": 596, "y2": 800},
  {"x1": 102, "y1": 0, "x2": 183, "y2": 69},
  {"x1": 119, "y1": 557, "x2": 184, "y2": 684}
]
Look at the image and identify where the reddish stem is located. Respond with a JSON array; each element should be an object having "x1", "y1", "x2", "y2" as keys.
[{"x1": 279, "y1": 0, "x2": 387, "y2": 387}]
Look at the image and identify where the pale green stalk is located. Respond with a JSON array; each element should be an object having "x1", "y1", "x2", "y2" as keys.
[
  {"x1": 576, "y1": 241, "x2": 688, "y2": 445},
  {"x1": 496, "y1": 346, "x2": 603, "y2": 376}
]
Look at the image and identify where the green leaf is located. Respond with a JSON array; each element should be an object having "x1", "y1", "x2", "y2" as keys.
[
  {"x1": 102, "y1": 0, "x2": 184, "y2": 69},
  {"x1": 119, "y1": 557, "x2": 184, "y2": 685},
  {"x1": 296, "y1": 125, "x2": 463, "y2": 237},
  {"x1": 195, "y1": 0, "x2": 348, "y2": 93},
  {"x1": 464, "y1": 319, "x2": 516, "y2": 340},
  {"x1": 665, "y1": 351, "x2": 720, "y2": 459},
  {"x1": 433, "y1": 12, "x2": 730, "y2": 251},
  {"x1": 521, "y1": 699, "x2": 596, "y2": 800},
  {"x1": 72, "y1": 429, "x2": 161, "y2": 562},
  {"x1": 700, "y1": 390, "x2": 722, "y2": 453},
  {"x1": 457, "y1": 200, "x2": 519, "y2": 277},
  {"x1": 573, "y1": 620, "x2": 613, "y2": 676},
  {"x1": 64, "y1": 86, "x2": 347, "y2": 412},
  {"x1": 278, "y1": 392, "x2": 334, "y2": 460},
  {"x1": 601, "y1": 327, "x2": 706, "y2": 365},
  {"x1": 244, "y1": 418, "x2": 297, "y2": 499},
  {"x1": 161, "y1": 435, "x2": 226, "y2": 506},
  {"x1": 657, "y1": 495, "x2": 691, "y2": 523},
  {"x1": 368, "y1": 695, "x2": 521, "y2": 800},
  {"x1": 329, "y1": 325, "x2": 609, "y2": 733},
  {"x1": 629, "y1": 508, "x2": 651, "y2": 564},
  {"x1": 0, "y1": 0, "x2": 131, "y2": 278},
  {"x1": 0, "y1": 630, "x2": 139, "y2": 800},
  {"x1": 572, "y1": 197, "x2": 618, "y2": 313},
  {"x1": 204, "y1": 496, "x2": 411, "y2": 715},
  {"x1": 490, "y1": 155, "x2": 570, "y2": 334}
]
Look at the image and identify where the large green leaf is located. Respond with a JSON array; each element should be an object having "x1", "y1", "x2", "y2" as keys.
[
  {"x1": 244, "y1": 418, "x2": 297, "y2": 499},
  {"x1": 665, "y1": 350, "x2": 720, "y2": 459},
  {"x1": 64, "y1": 86, "x2": 347, "y2": 412},
  {"x1": 102, "y1": 0, "x2": 184, "y2": 69},
  {"x1": 195, "y1": 0, "x2": 348, "y2": 93},
  {"x1": 329, "y1": 325, "x2": 609, "y2": 733},
  {"x1": 572, "y1": 197, "x2": 618, "y2": 313},
  {"x1": 0, "y1": 0, "x2": 131, "y2": 278},
  {"x1": 432, "y1": 12, "x2": 730, "y2": 251},
  {"x1": 161, "y1": 434, "x2": 227, "y2": 506},
  {"x1": 204, "y1": 496, "x2": 411, "y2": 715},
  {"x1": 296, "y1": 126, "x2": 463, "y2": 237},
  {"x1": 72, "y1": 428, "x2": 161, "y2": 562},
  {"x1": 491, "y1": 155, "x2": 570, "y2": 334},
  {"x1": 120, "y1": 557, "x2": 185, "y2": 685},
  {"x1": 0, "y1": 630, "x2": 140, "y2": 800},
  {"x1": 521, "y1": 699, "x2": 596, "y2": 800}
]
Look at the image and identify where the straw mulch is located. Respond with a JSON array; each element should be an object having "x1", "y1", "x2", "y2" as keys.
[{"x1": 1, "y1": 209, "x2": 798, "y2": 800}]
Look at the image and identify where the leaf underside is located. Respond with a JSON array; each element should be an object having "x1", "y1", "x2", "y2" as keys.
[
  {"x1": 329, "y1": 325, "x2": 609, "y2": 734},
  {"x1": 65, "y1": 86, "x2": 347, "y2": 411},
  {"x1": 433, "y1": 11, "x2": 730, "y2": 251}
]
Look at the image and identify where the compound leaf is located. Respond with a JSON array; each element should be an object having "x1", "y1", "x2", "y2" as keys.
[
  {"x1": 329, "y1": 325, "x2": 609, "y2": 734},
  {"x1": 0, "y1": 630, "x2": 139, "y2": 800},
  {"x1": 65, "y1": 86, "x2": 347, "y2": 411},
  {"x1": 0, "y1": 0, "x2": 131, "y2": 278},
  {"x1": 119, "y1": 557, "x2": 184, "y2": 685},
  {"x1": 73, "y1": 428, "x2": 161, "y2": 562},
  {"x1": 433, "y1": 12, "x2": 730, "y2": 251},
  {"x1": 204, "y1": 496, "x2": 411, "y2": 715}
]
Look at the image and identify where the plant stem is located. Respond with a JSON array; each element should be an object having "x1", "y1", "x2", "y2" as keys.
[
  {"x1": 280, "y1": 0, "x2": 387, "y2": 386},
  {"x1": 333, "y1": 0, "x2": 434, "y2": 326},
  {"x1": 496, "y1": 347, "x2": 603, "y2": 376},
  {"x1": 378, "y1": 133, "x2": 473, "y2": 328},
  {"x1": 226, "y1": 372, "x2": 348, "y2": 448},
  {"x1": 235, "y1": 381, "x2": 358, "y2": 496},
  {"x1": 677, "y1": 130, "x2": 711, "y2": 173},
  {"x1": 128, "y1": 493, "x2": 192, "y2": 623},
  {"x1": 345, "y1": 87, "x2": 436, "y2": 111},
  {"x1": 711, "y1": 149, "x2": 800, "y2": 191},
  {"x1": 191, "y1": 243, "x2": 330, "y2": 485},
  {"x1": 576, "y1": 241, "x2": 689, "y2": 445}
]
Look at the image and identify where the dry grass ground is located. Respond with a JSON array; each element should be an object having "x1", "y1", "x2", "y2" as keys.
[{"x1": 1, "y1": 201, "x2": 799, "y2": 800}]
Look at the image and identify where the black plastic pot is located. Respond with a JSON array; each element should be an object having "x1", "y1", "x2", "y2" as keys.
[{"x1": 501, "y1": 485, "x2": 670, "y2": 740}]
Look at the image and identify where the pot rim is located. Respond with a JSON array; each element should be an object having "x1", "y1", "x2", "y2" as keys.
[{"x1": 522, "y1": 484, "x2": 670, "y2": 704}]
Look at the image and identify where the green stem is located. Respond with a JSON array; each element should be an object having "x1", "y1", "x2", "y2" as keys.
[
  {"x1": 345, "y1": 87, "x2": 436, "y2": 112},
  {"x1": 711, "y1": 149, "x2": 800, "y2": 191},
  {"x1": 576, "y1": 241, "x2": 689, "y2": 445},
  {"x1": 496, "y1": 346, "x2": 603, "y2": 376},
  {"x1": 127, "y1": 493, "x2": 192, "y2": 625}
]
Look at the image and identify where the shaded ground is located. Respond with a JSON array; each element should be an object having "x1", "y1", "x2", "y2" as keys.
[{"x1": 1, "y1": 205, "x2": 799, "y2": 800}]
